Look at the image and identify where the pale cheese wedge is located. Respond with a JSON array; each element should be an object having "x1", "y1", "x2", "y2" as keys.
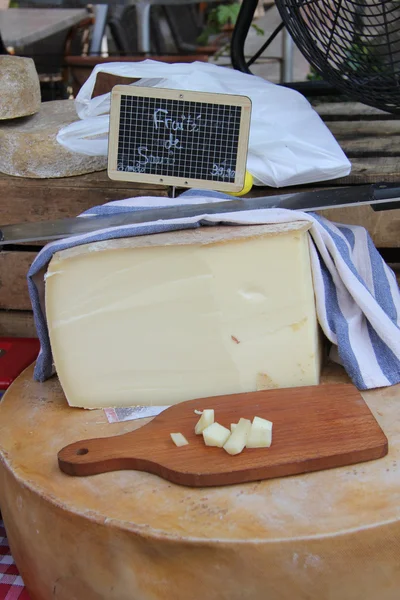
[{"x1": 45, "y1": 223, "x2": 321, "y2": 409}]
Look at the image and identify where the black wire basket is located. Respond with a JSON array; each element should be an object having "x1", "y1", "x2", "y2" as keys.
[{"x1": 275, "y1": 0, "x2": 400, "y2": 113}]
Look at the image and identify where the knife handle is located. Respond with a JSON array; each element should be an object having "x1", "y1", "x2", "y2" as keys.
[{"x1": 371, "y1": 183, "x2": 400, "y2": 211}]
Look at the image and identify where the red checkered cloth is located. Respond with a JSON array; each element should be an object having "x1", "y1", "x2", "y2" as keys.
[{"x1": 0, "y1": 521, "x2": 31, "y2": 600}]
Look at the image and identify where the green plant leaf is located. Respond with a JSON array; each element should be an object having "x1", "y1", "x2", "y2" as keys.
[
  {"x1": 307, "y1": 65, "x2": 324, "y2": 81},
  {"x1": 216, "y1": 3, "x2": 241, "y2": 26},
  {"x1": 199, "y1": 2, "x2": 254, "y2": 48},
  {"x1": 197, "y1": 26, "x2": 218, "y2": 46},
  {"x1": 251, "y1": 23, "x2": 264, "y2": 36}
]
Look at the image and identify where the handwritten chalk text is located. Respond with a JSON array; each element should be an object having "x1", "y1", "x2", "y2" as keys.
[
  {"x1": 211, "y1": 163, "x2": 236, "y2": 179},
  {"x1": 153, "y1": 108, "x2": 202, "y2": 133},
  {"x1": 137, "y1": 146, "x2": 175, "y2": 165}
]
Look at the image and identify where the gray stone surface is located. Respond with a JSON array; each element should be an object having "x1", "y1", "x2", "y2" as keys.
[{"x1": 1, "y1": 8, "x2": 87, "y2": 49}]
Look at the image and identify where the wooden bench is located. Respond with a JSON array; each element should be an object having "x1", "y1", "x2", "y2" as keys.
[{"x1": 0, "y1": 101, "x2": 399, "y2": 338}]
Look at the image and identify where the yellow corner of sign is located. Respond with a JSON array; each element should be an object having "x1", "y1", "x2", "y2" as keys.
[{"x1": 229, "y1": 171, "x2": 254, "y2": 197}]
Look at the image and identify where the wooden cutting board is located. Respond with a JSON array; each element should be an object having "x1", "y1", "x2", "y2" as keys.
[{"x1": 58, "y1": 383, "x2": 388, "y2": 487}]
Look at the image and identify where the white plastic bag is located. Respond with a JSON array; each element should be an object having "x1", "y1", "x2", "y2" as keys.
[{"x1": 57, "y1": 60, "x2": 351, "y2": 188}]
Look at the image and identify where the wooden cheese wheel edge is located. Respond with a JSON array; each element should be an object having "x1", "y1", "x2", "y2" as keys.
[
  {"x1": 1, "y1": 436, "x2": 400, "y2": 600},
  {"x1": 0, "y1": 365, "x2": 399, "y2": 542},
  {"x1": 0, "y1": 366, "x2": 400, "y2": 599}
]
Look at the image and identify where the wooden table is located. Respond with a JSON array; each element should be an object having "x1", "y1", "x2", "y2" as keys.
[
  {"x1": 0, "y1": 8, "x2": 87, "y2": 49},
  {"x1": 0, "y1": 362, "x2": 400, "y2": 599},
  {"x1": 0, "y1": 101, "x2": 399, "y2": 338}
]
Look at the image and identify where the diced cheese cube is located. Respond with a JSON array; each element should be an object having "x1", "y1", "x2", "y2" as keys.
[
  {"x1": 223, "y1": 418, "x2": 251, "y2": 455},
  {"x1": 246, "y1": 428, "x2": 272, "y2": 448},
  {"x1": 170, "y1": 433, "x2": 189, "y2": 447},
  {"x1": 246, "y1": 416, "x2": 273, "y2": 448},
  {"x1": 252, "y1": 416, "x2": 273, "y2": 430},
  {"x1": 203, "y1": 422, "x2": 231, "y2": 447},
  {"x1": 195, "y1": 409, "x2": 214, "y2": 434}
]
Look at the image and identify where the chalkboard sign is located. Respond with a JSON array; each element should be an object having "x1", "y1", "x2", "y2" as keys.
[{"x1": 108, "y1": 85, "x2": 252, "y2": 192}]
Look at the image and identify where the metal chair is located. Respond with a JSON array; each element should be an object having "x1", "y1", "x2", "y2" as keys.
[
  {"x1": 160, "y1": 4, "x2": 218, "y2": 56},
  {"x1": 106, "y1": 4, "x2": 167, "y2": 55}
]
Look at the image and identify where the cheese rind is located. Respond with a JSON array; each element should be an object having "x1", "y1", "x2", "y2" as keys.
[
  {"x1": 45, "y1": 223, "x2": 321, "y2": 408},
  {"x1": 0, "y1": 100, "x2": 107, "y2": 178}
]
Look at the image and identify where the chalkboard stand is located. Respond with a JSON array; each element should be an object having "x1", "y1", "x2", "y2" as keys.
[{"x1": 108, "y1": 85, "x2": 252, "y2": 194}]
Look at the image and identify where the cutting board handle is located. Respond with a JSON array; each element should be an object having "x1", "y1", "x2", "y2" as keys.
[{"x1": 58, "y1": 431, "x2": 150, "y2": 477}]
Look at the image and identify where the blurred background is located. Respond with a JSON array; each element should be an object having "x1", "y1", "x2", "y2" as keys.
[{"x1": 0, "y1": 0, "x2": 310, "y2": 101}]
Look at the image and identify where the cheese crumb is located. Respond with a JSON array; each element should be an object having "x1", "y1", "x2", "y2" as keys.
[
  {"x1": 195, "y1": 409, "x2": 214, "y2": 434},
  {"x1": 170, "y1": 433, "x2": 189, "y2": 447}
]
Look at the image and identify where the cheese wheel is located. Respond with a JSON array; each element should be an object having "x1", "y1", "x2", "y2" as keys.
[
  {"x1": 45, "y1": 222, "x2": 322, "y2": 408},
  {"x1": 0, "y1": 56, "x2": 41, "y2": 120},
  {"x1": 0, "y1": 100, "x2": 107, "y2": 178},
  {"x1": 0, "y1": 364, "x2": 399, "y2": 600}
]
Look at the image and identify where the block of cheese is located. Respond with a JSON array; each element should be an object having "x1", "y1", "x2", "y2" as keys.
[
  {"x1": 0, "y1": 100, "x2": 107, "y2": 178},
  {"x1": 45, "y1": 223, "x2": 322, "y2": 408},
  {"x1": 0, "y1": 56, "x2": 41, "y2": 120}
]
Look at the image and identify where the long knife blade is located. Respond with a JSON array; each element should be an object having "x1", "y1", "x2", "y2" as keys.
[{"x1": 1, "y1": 183, "x2": 399, "y2": 245}]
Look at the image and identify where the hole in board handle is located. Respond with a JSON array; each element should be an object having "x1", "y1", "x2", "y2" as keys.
[{"x1": 76, "y1": 448, "x2": 89, "y2": 456}]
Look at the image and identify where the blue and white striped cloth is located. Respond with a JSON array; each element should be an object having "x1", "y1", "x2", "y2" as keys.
[{"x1": 27, "y1": 189, "x2": 400, "y2": 390}]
